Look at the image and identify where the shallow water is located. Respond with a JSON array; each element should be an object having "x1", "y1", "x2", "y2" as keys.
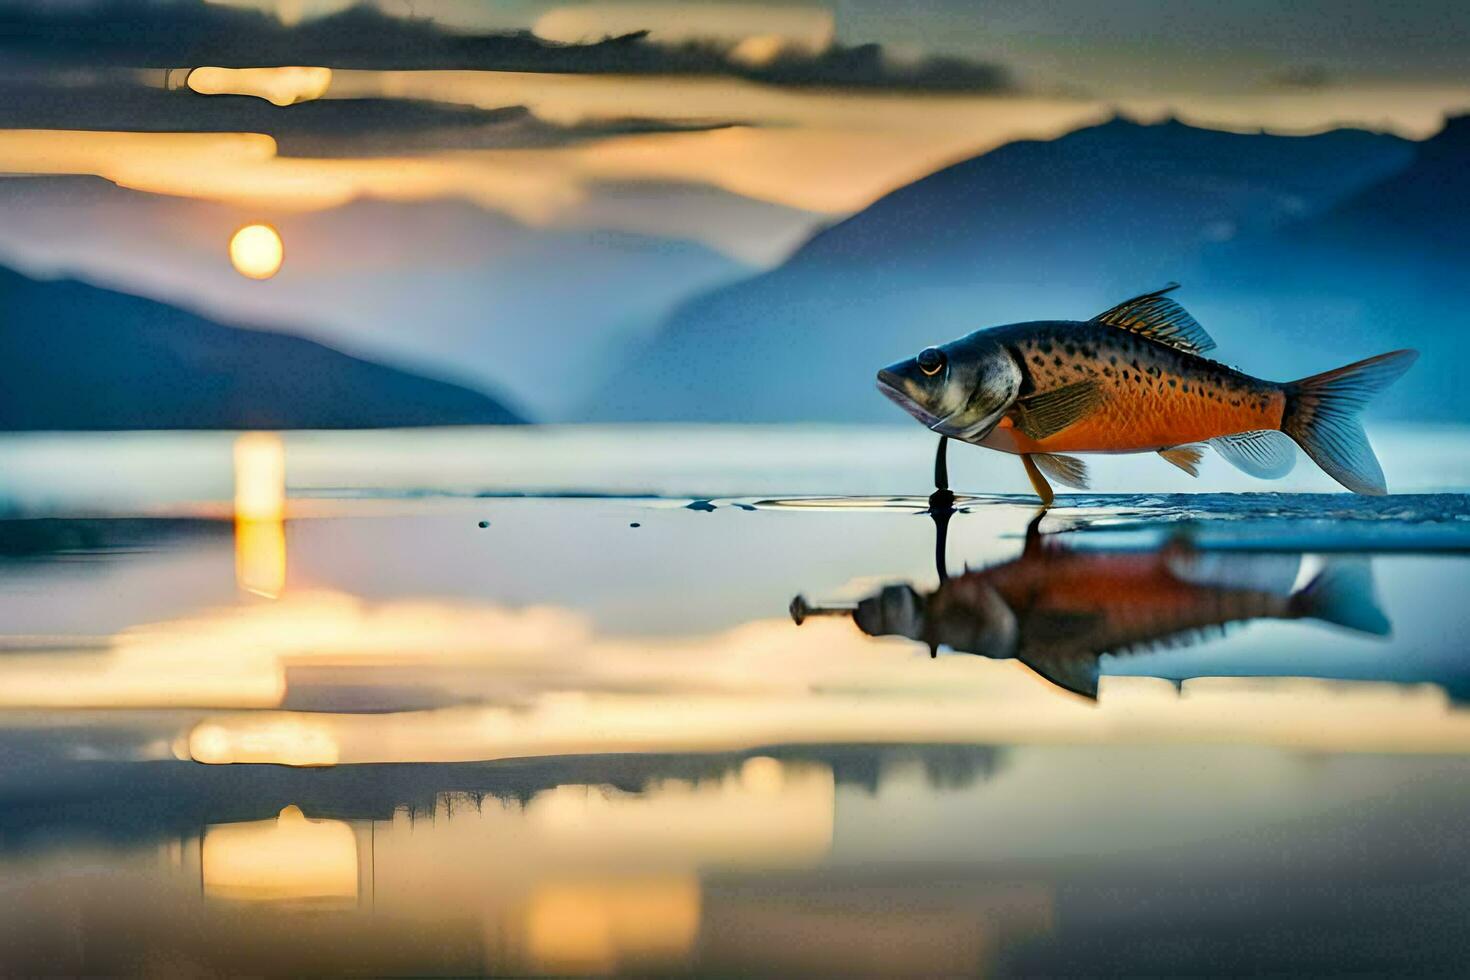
[{"x1": 2, "y1": 426, "x2": 1469, "y2": 975}]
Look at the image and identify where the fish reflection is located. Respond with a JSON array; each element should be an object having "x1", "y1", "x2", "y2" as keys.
[{"x1": 795, "y1": 518, "x2": 1391, "y2": 698}]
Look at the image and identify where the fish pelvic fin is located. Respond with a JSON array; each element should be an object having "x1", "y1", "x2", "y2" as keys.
[
  {"x1": 1289, "y1": 558, "x2": 1391, "y2": 636},
  {"x1": 1020, "y1": 454, "x2": 1055, "y2": 507},
  {"x1": 1282, "y1": 350, "x2": 1419, "y2": 495},
  {"x1": 1032, "y1": 452, "x2": 1090, "y2": 490},
  {"x1": 1157, "y1": 444, "x2": 1204, "y2": 477}
]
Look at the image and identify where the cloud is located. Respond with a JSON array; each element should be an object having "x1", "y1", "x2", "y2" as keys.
[
  {"x1": 533, "y1": 3, "x2": 835, "y2": 50},
  {"x1": 0, "y1": 74, "x2": 739, "y2": 157},
  {"x1": 187, "y1": 65, "x2": 334, "y2": 105},
  {"x1": 0, "y1": 127, "x2": 590, "y2": 220},
  {"x1": 0, "y1": 1, "x2": 1014, "y2": 93},
  {"x1": 0, "y1": 59, "x2": 1100, "y2": 222},
  {"x1": 327, "y1": 71, "x2": 1105, "y2": 211},
  {"x1": 1268, "y1": 66, "x2": 1334, "y2": 91},
  {"x1": 3, "y1": 8, "x2": 1463, "y2": 268},
  {"x1": 4, "y1": 64, "x2": 1461, "y2": 259}
]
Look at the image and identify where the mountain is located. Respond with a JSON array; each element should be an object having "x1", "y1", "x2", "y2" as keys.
[
  {"x1": 0, "y1": 265, "x2": 522, "y2": 430},
  {"x1": 588, "y1": 117, "x2": 1417, "y2": 422},
  {"x1": 1195, "y1": 113, "x2": 1470, "y2": 419},
  {"x1": 0, "y1": 181, "x2": 752, "y2": 420},
  {"x1": 1300, "y1": 112, "x2": 1470, "y2": 254}
]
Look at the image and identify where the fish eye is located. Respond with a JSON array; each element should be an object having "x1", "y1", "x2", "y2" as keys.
[{"x1": 917, "y1": 347, "x2": 946, "y2": 377}]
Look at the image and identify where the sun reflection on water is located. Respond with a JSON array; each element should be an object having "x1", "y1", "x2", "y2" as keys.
[
  {"x1": 522, "y1": 876, "x2": 701, "y2": 974},
  {"x1": 234, "y1": 432, "x2": 286, "y2": 598}
]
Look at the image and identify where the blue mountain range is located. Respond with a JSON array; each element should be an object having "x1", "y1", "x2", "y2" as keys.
[
  {"x1": 590, "y1": 116, "x2": 1453, "y2": 422},
  {"x1": 0, "y1": 265, "x2": 522, "y2": 430}
]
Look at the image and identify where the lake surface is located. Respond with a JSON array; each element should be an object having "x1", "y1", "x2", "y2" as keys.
[{"x1": 2, "y1": 425, "x2": 1469, "y2": 976}]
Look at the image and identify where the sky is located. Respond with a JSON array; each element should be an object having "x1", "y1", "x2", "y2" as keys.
[
  {"x1": 201, "y1": 0, "x2": 1470, "y2": 90},
  {"x1": 1, "y1": 0, "x2": 1468, "y2": 416},
  {"x1": 4, "y1": 1, "x2": 1467, "y2": 260}
]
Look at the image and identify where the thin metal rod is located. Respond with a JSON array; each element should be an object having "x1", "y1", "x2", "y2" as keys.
[{"x1": 931, "y1": 500, "x2": 953, "y2": 582}]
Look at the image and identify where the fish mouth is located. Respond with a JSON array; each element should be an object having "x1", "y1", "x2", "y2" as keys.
[{"x1": 876, "y1": 371, "x2": 944, "y2": 430}]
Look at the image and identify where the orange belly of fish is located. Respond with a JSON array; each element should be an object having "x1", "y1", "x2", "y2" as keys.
[{"x1": 989, "y1": 389, "x2": 1284, "y2": 454}]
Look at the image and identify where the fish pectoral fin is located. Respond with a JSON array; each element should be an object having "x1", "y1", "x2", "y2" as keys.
[
  {"x1": 1158, "y1": 444, "x2": 1205, "y2": 477},
  {"x1": 1016, "y1": 646, "x2": 1102, "y2": 702},
  {"x1": 1013, "y1": 380, "x2": 1101, "y2": 440},
  {"x1": 1091, "y1": 283, "x2": 1217, "y2": 355},
  {"x1": 1032, "y1": 452, "x2": 1090, "y2": 490},
  {"x1": 1210, "y1": 429, "x2": 1297, "y2": 479},
  {"x1": 1020, "y1": 656, "x2": 1101, "y2": 700}
]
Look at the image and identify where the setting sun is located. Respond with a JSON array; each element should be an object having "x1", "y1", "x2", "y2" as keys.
[{"x1": 228, "y1": 223, "x2": 284, "y2": 279}]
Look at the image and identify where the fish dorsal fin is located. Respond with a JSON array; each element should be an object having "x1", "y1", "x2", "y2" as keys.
[
  {"x1": 1031, "y1": 452, "x2": 1090, "y2": 489},
  {"x1": 1091, "y1": 284, "x2": 1217, "y2": 355},
  {"x1": 1158, "y1": 444, "x2": 1204, "y2": 477},
  {"x1": 1013, "y1": 380, "x2": 1101, "y2": 440},
  {"x1": 1111, "y1": 620, "x2": 1240, "y2": 658},
  {"x1": 1210, "y1": 429, "x2": 1296, "y2": 479}
]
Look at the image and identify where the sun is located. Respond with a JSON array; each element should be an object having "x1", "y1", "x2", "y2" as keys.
[{"x1": 229, "y1": 224, "x2": 284, "y2": 280}]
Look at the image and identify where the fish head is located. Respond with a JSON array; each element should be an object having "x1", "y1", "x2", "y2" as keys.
[
  {"x1": 927, "y1": 581, "x2": 1020, "y2": 659},
  {"x1": 876, "y1": 330, "x2": 1022, "y2": 442},
  {"x1": 852, "y1": 580, "x2": 1019, "y2": 660},
  {"x1": 853, "y1": 585, "x2": 926, "y2": 641}
]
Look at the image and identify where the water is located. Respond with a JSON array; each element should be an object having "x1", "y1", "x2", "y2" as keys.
[{"x1": 1, "y1": 426, "x2": 1469, "y2": 975}]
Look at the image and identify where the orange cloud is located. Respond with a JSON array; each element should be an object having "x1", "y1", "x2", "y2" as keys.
[
  {"x1": 188, "y1": 66, "x2": 334, "y2": 105},
  {"x1": 3, "y1": 71, "x2": 1466, "y2": 262}
]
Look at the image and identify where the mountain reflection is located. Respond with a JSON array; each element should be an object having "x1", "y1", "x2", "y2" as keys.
[
  {"x1": 0, "y1": 747, "x2": 1020, "y2": 975},
  {"x1": 796, "y1": 517, "x2": 1392, "y2": 698},
  {"x1": 202, "y1": 805, "x2": 358, "y2": 905}
]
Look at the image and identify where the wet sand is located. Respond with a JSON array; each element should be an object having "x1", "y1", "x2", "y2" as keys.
[{"x1": 1, "y1": 427, "x2": 1468, "y2": 975}]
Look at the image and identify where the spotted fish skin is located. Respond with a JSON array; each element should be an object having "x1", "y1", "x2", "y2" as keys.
[
  {"x1": 834, "y1": 523, "x2": 1392, "y2": 699},
  {"x1": 980, "y1": 320, "x2": 1283, "y2": 455},
  {"x1": 876, "y1": 285, "x2": 1418, "y2": 496},
  {"x1": 939, "y1": 543, "x2": 1293, "y2": 654}
]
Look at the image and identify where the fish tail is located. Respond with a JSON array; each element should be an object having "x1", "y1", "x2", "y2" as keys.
[
  {"x1": 1281, "y1": 349, "x2": 1418, "y2": 495},
  {"x1": 1288, "y1": 558, "x2": 1390, "y2": 636}
]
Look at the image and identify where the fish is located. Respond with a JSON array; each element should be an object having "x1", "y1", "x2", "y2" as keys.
[
  {"x1": 793, "y1": 528, "x2": 1392, "y2": 700},
  {"x1": 876, "y1": 285, "x2": 1418, "y2": 503}
]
